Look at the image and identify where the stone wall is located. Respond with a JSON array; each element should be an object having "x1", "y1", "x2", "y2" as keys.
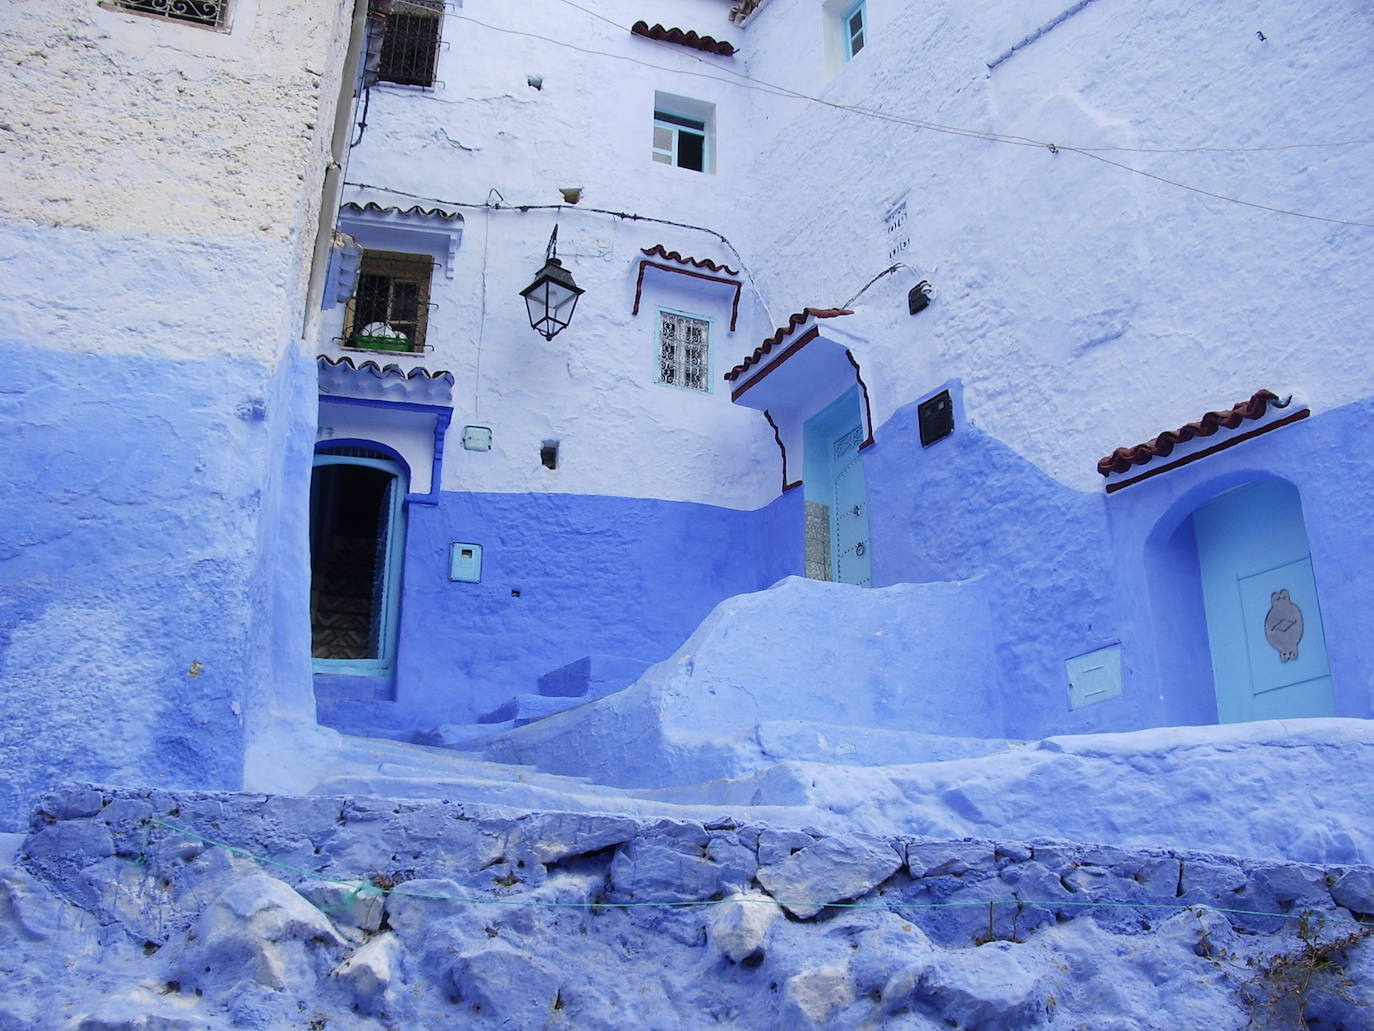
[{"x1": 12, "y1": 784, "x2": 1374, "y2": 1029}]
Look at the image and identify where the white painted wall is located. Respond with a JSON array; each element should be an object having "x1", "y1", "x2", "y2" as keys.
[
  {"x1": 0, "y1": 0, "x2": 355, "y2": 361},
  {"x1": 330, "y1": 0, "x2": 785, "y2": 508},
  {"x1": 740, "y1": 0, "x2": 1374, "y2": 489},
  {"x1": 327, "y1": 0, "x2": 1374, "y2": 506}
]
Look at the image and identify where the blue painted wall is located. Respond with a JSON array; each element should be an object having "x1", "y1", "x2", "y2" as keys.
[
  {"x1": 0, "y1": 343, "x2": 302, "y2": 830},
  {"x1": 1108, "y1": 395, "x2": 1374, "y2": 728},
  {"x1": 316, "y1": 488, "x2": 803, "y2": 735},
  {"x1": 863, "y1": 387, "x2": 1374, "y2": 740},
  {"x1": 865, "y1": 390, "x2": 1133, "y2": 738},
  {"x1": 316, "y1": 390, "x2": 1374, "y2": 745}
]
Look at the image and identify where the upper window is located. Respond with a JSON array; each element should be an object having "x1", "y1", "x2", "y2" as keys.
[
  {"x1": 345, "y1": 250, "x2": 434, "y2": 353},
  {"x1": 651, "y1": 92, "x2": 716, "y2": 174},
  {"x1": 657, "y1": 311, "x2": 711, "y2": 392},
  {"x1": 377, "y1": 0, "x2": 443, "y2": 88},
  {"x1": 653, "y1": 112, "x2": 707, "y2": 172},
  {"x1": 101, "y1": 0, "x2": 228, "y2": 29},
  {"x1": 841, "y1": 0, "x2": 866, "y2": 60}
]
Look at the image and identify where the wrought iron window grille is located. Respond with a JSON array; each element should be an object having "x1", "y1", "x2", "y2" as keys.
[
  {"x1": 342, "y1": 251, "x2": 438, "y2": 354},
  {"x1": 657, "y1": 311, "x2": 711, "y2": 392},
  {"x1": 376, "y1": 0, "x2": 446, "y2": 88},
  {"x1": 100, "y1": 0, "x2": 228, "y2": 29}
]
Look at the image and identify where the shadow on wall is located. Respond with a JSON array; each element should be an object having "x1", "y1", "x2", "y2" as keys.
[{"x1": 866, "y1": 397, "x2": 1123, "y2": 739}]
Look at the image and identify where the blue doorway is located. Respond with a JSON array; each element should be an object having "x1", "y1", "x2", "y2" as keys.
[
  {"x1": 1192, "y1": 479, "x2": 1335, "y2": 722},
  {"x1": 803, "y1": 387, "x2": 871, "y2": 586},
  {"x1": 309, "y1": 447, "x2": 408, "y2": 676}
]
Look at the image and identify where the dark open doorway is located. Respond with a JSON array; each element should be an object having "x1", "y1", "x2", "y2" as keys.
[{"x1": 310, "y1": 447, "x2": 407, "y2": 675}]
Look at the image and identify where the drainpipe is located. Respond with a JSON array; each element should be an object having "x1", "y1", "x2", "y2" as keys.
[{"x1": 302, "y1": 0, "x2": 372, "y2": 330}]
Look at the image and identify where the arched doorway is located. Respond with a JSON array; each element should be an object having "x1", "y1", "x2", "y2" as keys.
[
  {"x1": 309, "y1": 445, "x2": 408, "y2": 676},
  {"x1": 1189, "y1": 478, "x2": 1335, "y2": 722}
]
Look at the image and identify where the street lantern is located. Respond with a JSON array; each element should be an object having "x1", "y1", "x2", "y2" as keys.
[{"x1": 521, "y1": 226, "x2": 583, "y2": 340}]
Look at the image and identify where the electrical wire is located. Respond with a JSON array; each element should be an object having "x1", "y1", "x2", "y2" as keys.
[
  {"x1": 350, "y1": 84, "x2": 372, "y2": 149},
  {"x1": 449, "y1": 7, "x2": 1374, "y2": 230},
  {"x1": 472, "y1": 187, "x2": 503, "y2": 418},
  {"x1": 841, "y1": 263, "x2": 927, "y2": 309},
  {"x1": 1063, "y1": 146, "x2": 1374, "y2": 230},
  {"x1": 342, "y1": 180, "x2": 777, "y2": 326},
  {"x1": 545, "y1": 0, "x2": 1374, "y2": 159}
]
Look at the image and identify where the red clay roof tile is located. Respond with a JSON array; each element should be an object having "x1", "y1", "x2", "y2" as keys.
[
  {"x1": 1097, "y1": 389, "x2": 1292, "y2": 476},
  {"x1": 631, "y1": 21, "x2": 737, "y2": 56},
  {"x1": 640, "y1": 245, "x2": 739, "y2": 276},
  {"x1": 723, "y1": 308, "x2": 853, "y2": 382}
]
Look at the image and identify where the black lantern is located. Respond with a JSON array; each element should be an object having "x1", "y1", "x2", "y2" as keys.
[{"x1": 521, "y1": 226, "x2": 584, "y2": 340}]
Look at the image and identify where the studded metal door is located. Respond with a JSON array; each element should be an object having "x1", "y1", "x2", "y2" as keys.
[{"x1": 831, "y1": 423, "x2": 871, "y2": 586}]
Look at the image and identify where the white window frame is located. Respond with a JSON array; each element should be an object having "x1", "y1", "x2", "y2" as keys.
[
  {"x1": 655, "y1": 308, "x2": 713, "y2": 393},
  {"x1": 653, "y1": 112, "x2": 708, "y2": 171},
  {"x1": 651, "y1": 92, "x2": 716, "y2": 174}
]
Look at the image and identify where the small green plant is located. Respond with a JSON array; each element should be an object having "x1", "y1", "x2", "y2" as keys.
[{"x1": 1241, "y1": 912, "x2": 1372, "y2": 1029}]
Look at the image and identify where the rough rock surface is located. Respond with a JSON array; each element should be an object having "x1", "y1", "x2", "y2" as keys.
[{"x1": 5, "y1": 785, "x2": 1373, "y2": 1030}]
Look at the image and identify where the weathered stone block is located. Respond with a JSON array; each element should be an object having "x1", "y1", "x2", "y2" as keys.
[
  {"x1": 40, "y1": 786, "x2": 104, "y2": 821},
  {"x1": 1331, "y1": 868, "x2": 1374, "y2": 915},
  {"x1": 894, "y1": 941, "x2": 1049, "y2": 1029},
  {"x1": 176, "y1": 873, "x2": 345, "y2": 990},
  {"x1": 756, "y1": 828, "x2": 816, "y2": 867},
  {"x1": 706, "y1": 892, "x2": 779, "y2": 964},
  {"x1": 330, "y1": 931, "x2": 401, "y2": 1016},
  {"x1": 758, "y1": 835, "x2": 903, "y2": 919},
  {"x1": 448, "y1": 942, "x2": 562, "y2": 1026},
  {"x1": 780, "y1": 963, "x2": 854, "y2": 1030},
  {"x1": 610, "y1": 838, "x2": 723, "y2": 903}
]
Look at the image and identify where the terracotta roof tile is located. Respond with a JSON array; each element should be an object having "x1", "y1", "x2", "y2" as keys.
[
  {"x1": 1097, "y1": 389, "x2": 1292, "y2": 476},
  {"x1": 723, "y1": 308, "x2": 853, "y2": 382},
  {"x1": 340, "y1": 200, "x2": 462, "y2": 222},
  {"x1": 641, "y1": 244, "x2": 739, "y2": 276},
  {"x1": 318, "y1": 353, "x2": 454, "y2": 384},
  {"x1": 631, "y1": 21, "x2": 737, "y2": 56}
]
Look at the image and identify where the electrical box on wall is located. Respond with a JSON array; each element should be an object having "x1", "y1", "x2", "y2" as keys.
[
  {"x1": 1066, "y1": 645, "x2": 1123, "y2": 709},
  {"x1": 462, "y1": 425, "x2": 493, "y2": 452},
  {"x1": 449, "y1": 542, "x2": 483, "y2": 583}
]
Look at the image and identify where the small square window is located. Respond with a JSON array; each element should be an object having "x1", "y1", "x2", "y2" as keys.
[
  {"x1": 345, "y1": 250, "x2": 434, "y2": 353},
  {"x1": 377, "y1": 0, "x2": 443, "y2": 88},
  {"x1": 842, "y1": 0, "x2": 867, "y2": 60},
  {"x1": 657, "y1": 311, "x2": 711, "y2": 392},
  {"x1": 101, "y1": 0, "x2": 228, "y2": 29},
  {"x1": 653, "y1": 111, "x2": 708, "y2": 172}
]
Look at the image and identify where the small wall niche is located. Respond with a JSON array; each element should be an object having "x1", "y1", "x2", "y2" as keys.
[{"x1": 540, "y1": 440, "x2": 559, "y2": 470}]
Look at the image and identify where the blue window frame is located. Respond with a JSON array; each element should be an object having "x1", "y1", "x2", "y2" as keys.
[
  {"x1": 309, "y1": 448, "x2": 408, "y2": 676},
  {"x1": 842, "y1": 0, "x2": 866, "y2": 60}
]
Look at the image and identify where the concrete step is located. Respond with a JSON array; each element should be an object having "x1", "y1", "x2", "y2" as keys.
[{"x1": 476, "y1": 693, "x2": 595, "y2": 726}]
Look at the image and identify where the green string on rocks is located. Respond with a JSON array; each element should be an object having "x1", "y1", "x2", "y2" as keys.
[{"x1": 139, "y1": 818, "x2": 1368, "y2": 927}]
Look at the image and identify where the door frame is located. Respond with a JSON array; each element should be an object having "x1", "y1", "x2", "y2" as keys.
[{"x1": 310, "y1": 445, "x2": 409, "y2": 677}]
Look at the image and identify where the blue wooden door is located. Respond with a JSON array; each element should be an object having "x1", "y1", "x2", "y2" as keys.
[
  {"x1": 805, "y1": 388, "x2": 871, "y2": 586},
  {"x1": 1192, "y1": 479, "x2": 1334, "y2": 722}
]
